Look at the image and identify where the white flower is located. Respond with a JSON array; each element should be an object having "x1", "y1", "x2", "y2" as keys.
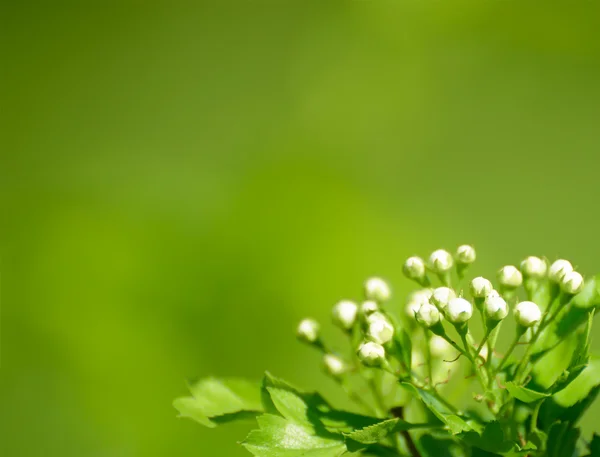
[
  {"x1": 332, "y1": 300, "x2": 358, "y2": 330},
  {"x1": 514, "y1": 301, "x2": 542, "y2": 327},
  {"x1": 361, "y1": 300, "x2": 379, "y2": 316},
  {"x1": 297, "y1": 319, "x2": 319, "y2": 343},
  {"x1": 364, "y1": 277, "x2": 391, "y2": 302},
  {"x1": 447, "y1": 297, "x2": 473, "y2": 323},
  {"x1": 357, "y1": 341, "x2": 386, "y2": 366},
  {"x1": 549, "y1": 259, "x2": 574, "y2": 283},
  {"x1": 403, "y1": 256, "x2": 426, "y2": 280},
  {"x1": 428, "y1": 249, "x2": 454, "y2": 273},
  {"x1": 561, "y1": 271, "x2": 584, "y2": 295},
  {"x1": 323, "y1": 354, "x2": 346, "y2": 377},
  {"x1": 455, "y1": 245, "x2": 476, "y2": 264},
  {"x1": 431, "y1": 287, "x2": 457, "y2": 312},
  {"x1": 367, "y1": 317, "x2": 395, "y2": 344},
  {"x1": 520, "y1": 256, "x2": 547, "y2": 278},
  {"x1": 429, "y1": 335, "x2": 452, "y2": 357},
  {"x1": 484, "y1": 294, "x2": 508, "y2": 321},
  {"x1": 470, "y1": 277, "x2": 493, "y2": 298},
  {"x1": 416, "y1": 303, "x2": 441, "y2": 328},
  {"x1": 498, "y1": 265, "x2": 523, "y2": 288}
]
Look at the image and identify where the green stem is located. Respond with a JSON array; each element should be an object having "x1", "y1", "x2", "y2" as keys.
[
  {"x1": 495, "y1": 332, "x2": 522, "y2": 374},
  {"x1": 459, "y1": 332, "x2": 487, "y2": 390}
]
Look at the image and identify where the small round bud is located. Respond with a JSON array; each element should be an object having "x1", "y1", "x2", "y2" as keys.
[
  {"x1": 416, "y1": 303, "x2": 441, "y2": 328},
  {"x1": 497, "y1": 265, "x2": 523, "y2": 289},
  {"x1": 561, "y1": 271, "x2": 584, "y2": 295},
  {"x1": 360, "y1": 300, "x2": 379, "y2": 316},
  {"x1": 484, "y1": 294, "x2": 508, "y2": 321},
  {"x1": 455, "y1": 245, "x2": 476, "y2": 264},
  {"x1": 549, "y1": 259, "x2": 574, "y2": 283},
  {"x1": 429, "y1": 335, "x2": 452, "y2": 357},
  {"x1": 405, "y1": 301, "x2": 421, "y2": 319},
  {"x1": 332, "y1": 300, "x2": 358, "y2": 330},
  {"x1": 408, "y1": 289, "x2": 434, "y2": 305},
  {"x1": 357, "y1": 341, "x2": 386, "y2": 367},
  {"x1": 431, "y1": 287, "x2": 457, "y2": 312},
  {"x1": 470, "y1": 277, "x2": 493, "y2": 298},
  {"x1": 520, "y1": 256, "x2": 547, "y2": 279},
  {"x1": 428, "y1": 249, "x2": 454, "y2": 273},
  {"x1": 514, "y1": 301, "x2": 542, "y2": 327},
  {"x1": 364, "y1": 277, "x2": 391, "y2": 303},
  {"x1": 367, "y1": 317, "x2": 395, "y2": 344},
  {"x1": 446, "y1": 297, "x2": 473, "y2": 323},
  {"x1": 297, "y1": 319, "x2": 320, "y2": 344},
  {"x1": 322, "y1": 354, "x2": 346, "y2": 378},
  {"x1": 403, "y1": 256, "x2": 426, "y2": 280}
]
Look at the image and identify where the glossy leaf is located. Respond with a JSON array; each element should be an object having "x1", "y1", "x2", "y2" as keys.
[
  {"x1": 243, "y1": 414, "x2": 347, "y2": 457},
  {"x1": 505, "y1": 382, "x2": 549, "y2": 403},
  {"x1": 173, "y1": 377, "x2": 263, "y2": 427}
]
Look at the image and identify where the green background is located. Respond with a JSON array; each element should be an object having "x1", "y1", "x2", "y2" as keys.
[{"x1": 2, "y1": 2, "x2": 600, "y2": 456}]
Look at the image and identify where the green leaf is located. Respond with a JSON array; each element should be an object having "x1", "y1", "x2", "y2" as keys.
[
  {"x1": 584, "y1": 433, "x2": 600, "y2": 457},
  {"x1": 343, "y1": 417, "x2": 436, "y2": 452},
  {"x1": 573, "y1": 274, "x2": 600, "y2": 309},
  {"x1": 546, "y1": 421, "x2": 581, "y2": 457},
  {"x1": 401, "y1": 383, "x2": 470, "y2": 434},
  {"x1": 505, "y1": 382, "x2": 549, "y2": 403},
  {"x1": 418, "y1": 435, "x2": 465, "y2": 457},
  {"x1": 460, "y1": 421, "x2": 515, "y2": 454},
  {"x1": 553, "y1": 357, "x2": 600, "y2": 408},
  {"x1": 243, "y1": 414, "x2": 347, "y2": 457},
  {"x1": 173, "y1": 377, "x2": 263, "y2": 427}
]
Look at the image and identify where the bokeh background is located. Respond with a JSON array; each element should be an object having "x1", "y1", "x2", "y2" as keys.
[{"x1": 2, "y1": 1, "x2": 600, "y2": 456}]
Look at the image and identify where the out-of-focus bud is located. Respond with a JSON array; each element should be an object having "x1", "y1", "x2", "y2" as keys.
[
  {"x1": 416, "y1": 303, "x2": 441, "y2": 328},
  {"x1": 561, "y1": 271, "x2": 584, "y2": 295},
  {"x1": 297, "y1": 319, "x2": 320, "y2": 344},
  {"x1": 520, "y1": 256, "x2": 547, "y2": 279},
  {"x1": 515, "y1": 301, "x2": 542, "y2": 327},
  {"x1": 447, "y1": 298, "x2": 473, "y2": 323},
  {"x1": 360, "y1": 300, "x2": 379, "y2": 316},
  {"x1": 429, "y1": 335, "x2": 452, "y2": 357},
  {"x1": 332, "y1": 300, "x2": 358, "y2": 331},
  {"x1": 364, "y1": 277, "x2": 391, "y2": 303},
  {"x1": 405, "y1": 301, "x2": 421, "y2": 319},
  {"x1": 484, "y1": 293, "x2": 508, "y2": 321},
  {"x1": 322, "y1": 354, "x2": 346, "y2": 378},
  {"x1": 549, "y1": 259, "x2": 573, "y2": 283},
  {"x1": 428, "y1": 249, "x2": 454, "y2": 274},
  {"x1": 431, "y1": 287, "x2": 457, "y2": 313},
  {"x1": 367, "y1": 316, "x2": 395, "y2": 344},
  {"x1": 455, "y1": 245, "x2": 476, "y2": 265},
  {"x1": 470, "y1": 277, "x2": 493, "y2": 298},
  {"x1": 357, "y1": 341, "x2": 386, "y2": 367},
  {"x1": 498, "y1": 265, "x2": 523, "y2": 289},
  {"x1": 403, "y1": 256, "x2": 426, "y2": 281}
]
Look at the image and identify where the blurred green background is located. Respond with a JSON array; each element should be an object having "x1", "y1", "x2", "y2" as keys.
[{"x1": 2, "y1": 1, "x2": 600, "y2": 456}]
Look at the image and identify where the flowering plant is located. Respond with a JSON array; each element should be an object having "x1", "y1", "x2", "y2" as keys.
[{"x1": 174, "y1": 246, "x2": 600, "y2": 456}]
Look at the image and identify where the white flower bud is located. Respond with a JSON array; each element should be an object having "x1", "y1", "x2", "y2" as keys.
[
  {"x1": 297, "y1": 319, "x2": 320, "y2": 343},
  {"x1": 446, "y1": 297, "x2": 473, "y2": 323},
  {"x1": 403, "y1": 256, "x2": 426, "y2": 280},
  {"x1": 484, "y1": 294, "x2": 508, "y2": 321},
  {"x1": 416, "y1": 303, "x2": 441, "y2": 328},
  {"x1": 364, "y1": 277, "x2": 391, "y2": 303},
  {"x1": 549, "y1": 259, "x2": 574, "y2": 283},
  {"x1": 455, "y1": 245, "x2": 476, "y2": 264},
  {"x1": 357, "y1": 341, "x2": 386, "y2": 367},
  {"x1": 405, "y1": 301, "x2": 421, "y2": 319},
  {"x1": 561, "y1": 271, "x2": 584, "y2": 295},
  {"x1": 514, "y1": 301, "x2": 542, "y2": 327},
  {"x1": 428, "y1": 249, "x2": 454, "y2": 273},
  {"x1": 332, "y1": 300, "x2": 358, "y2": 330},
  {"x1": 497, "y1": 265, "x2": 523, "y2": 288},
  {"x1": 478, "y1": 345, "x2": 489, "y2": 361},
  {"x1": 322, "y1": 354, "x2": 346, "y2": 378},
  {"x1": 520, "y1": 256, "x2": 547, "y2": 279},
  {"x1": 429, "y1": 335, "x2": 452, "y2": 357},
  {"x1": 360, "y1": 300, "x2": 379, "y2": 316},
  {"x1": 431, "y1": 287, "x2": 457, "y2": 312},
  {"x1": 367, "y1": 317, "x2": 395, "y2": 344},
  {"x1": 470, "y1": 277, "x2": 493, "y2": 298},
  {"x1": 408, "y1": 289, "x2": 433, "y2": 305}
]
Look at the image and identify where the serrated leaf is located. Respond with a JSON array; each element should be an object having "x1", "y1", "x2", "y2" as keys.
[
  {"x1": 174, "y1": 377, "x2": 263, "y2": 427},
  {"x1": 505, "y1": 382, "x2": 549, "y2": 403},
  {"x1": 401, "y1": 383, "x2": 470, "y2": 434},
  {"x1": 243, "y1": 414, "x2": 347, "y2": 457},
  {"x1": 343, "y1": 417, "x2": 436, "y2": 452}
]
